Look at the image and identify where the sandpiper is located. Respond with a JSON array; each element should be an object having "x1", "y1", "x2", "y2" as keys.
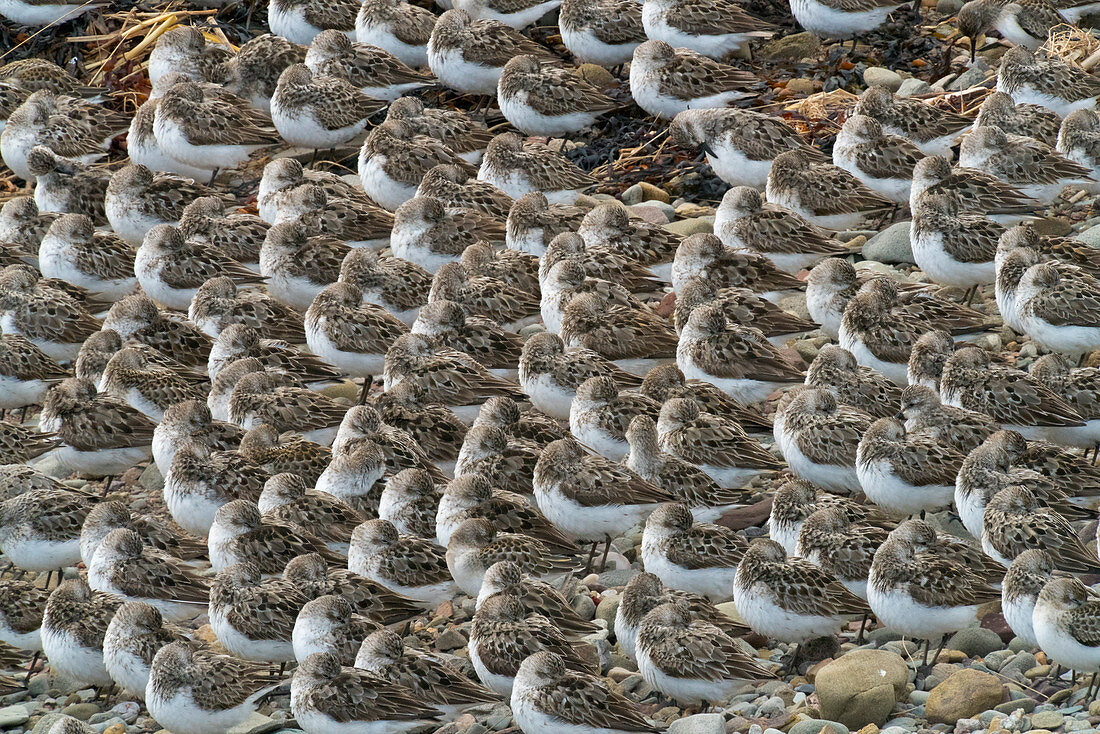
[
  {"x1": 454, "y1": 425, "x2": 541, "y2": 496},
  {"x1": 359, "y1": 121, "x2": 477, "y2": 211},
  {"x1": 629, "y1": 40, "x2": 755, "y2": 120},
  {"x1": 832, "y1": 114, "x2": 926, "y2": 204},
  {"x1": 259, "y1": 220, "x2": 350, "y2": 311},
  {"x1": 179, "y1": 197, "x2": 267, "y2": 267},
  {"x1": 40, "y1": 578, "x2": 121, "y2": 687},
  {"x1": 209, "y1": 561, "x2": 310, "y2": 663},
  {"x1": 975, "y1": 90, "x2": 1062, "y2": 146},
  {"x1": 412, "y1": 299, "x2": 523, "y2": 377},
  {"x1": 478, "y1": 133, "x2": 595, "y2": 205},
  {"x1": 634, "y1": 600, "x2": 773, "y2": 703},
  {"x1": 982, "y1": 485, "x2": 1100, "y2": 572},
  {"x1": 868, "y1": 520, "x2": 1002, "y2": 666},
  {"x1": 560, "y1": 292, "x2": 678, "y2": 377},
  {"x1": 911, "y1": 193, "x2": 1002, "y2": 290},
  {"x1": 101, "y1": 348, "x2": 208, "y2": 422},
  {"x1": 1030, "y1": 353, "x2": 1100, "y2": 449},
  {"x1": 79, "y1": 500, "x2": 205, "y2": 570},
  {"x1": 188, "y1": 278, "x2": 301, "y2": 343},
  {"x1": 559, "y1": 0, "x2": 646, "y2": 66},
  {"x1": 533, "y1": 436, "x2": 673, "y2": 561},
  {"x1": 306, "y1": 29, "x2": 432, "y2": 101},
  {"x1": 1, "y1": 92, "x2": 120, "y2": 182},
  {"x1": 38, "y1": 214, "x2": 136, "y2": 300},
  {"x1": 209, "y1": 324, "x2": 341, "y2": 385},
  {"x1": 25, "y1": 146, "x2": 109, "y2": 224},
  {"x1": 569, "y1": 375, "x2": 660, "y2": 461},
  {"x1": 340, "y1": 247, "x2": 432, "y2": 326},
  {"x1": 506, "y1": 193, "x2": 587, "y2": 256},
  {"x1": 356, "y1": 629, "x2": 498, "y2": 716},
  {"x1": 224, "y1": 33, "x2": 309, "y2": 113},
  {"x1": 512, "y1": 650, "x2": 657, "y2": 733},
  {"x1": 775, "y1": 387, "x2": 871, "y2": 494},
  {"x1": 676, "y1": 303, "x2": 805, "y2": 404},
  {"x1": 283, "y1": 552, "x2": 424, "y2": 623},
  {"x1": 39, "y1": 377, "x2": 154, "y2": 485},
  {"x1": 147, "y1": 26, "x2": 232, "y2": 90},
  {"x1": 135, "y1": 224, "x2": 263, "y2": 311},
  {"x1": 766, "y1": 149, "x2": 894, "y2": 230},
  {"x1": 941, "y1": 346, "x2": 1084, "y2": 440},
  {"x1": 1030, "y1": 577, "x2": 1100, "y2": 681},
  {"x1": 580, "y1": 202, "x2": 683, "y2": 279},
  {"x1": 657, "y1": 397, "x2": 782, "y2": 487},
  {"x1": 0, "y1": 577, "x2": 47, "y2": 654},
  {"x1": 497, "y1": 55, "x2": 618, "y2": 136},
  {"x1": 87, "y1": 528, "x2": 209, "y2": 622},
  {"x1": 208, "y1": 499, "x2": 340, "y2": 574},
  {"x1": 641, "y1": 503, "x2": 744, "y2": 601},
  {"x1": 907, "y1": 330, "x2": 955, "y2": 392},
  {"x1": 418, "y1": 164, "x2": 514, "y2": 219},
  {"x1": 788, "y1": 0, "x2": 902, "y2": 38},
  {"x1": 101, "y1": 293, "x2": 213, "y2": 369},
  {"x1": 629, "y1": 415, "x2": 748, "y2": 526},
  {"x1": 377, "y1": 468, "x2": 440, "y2": 539},
  {"x1": 1017, "y1": 261, "x2": 1100, "y2": 358},
  {"x1": 1002, "y1": 549, "x2": 1054, "y2": 649},
  {"x1": 270, "y1": 64, "x2": 384, "y2": 151},
  {"x1": 153, "y1": 81, "x2": 280, "y2": 180},
  {"x1": 0, "y1": 266, "x2": 101, "y2": 362},
  {"x1": 446, "y1": 517, "x2": 577, "y2": 596},
  {"x1": 911, "y1": 154, "x2": 1041, "y2": 224},
  {"x1": 105, "y1": 163, "x2": 227, "y2": 246},
  {"x1": 541, "y1": 232, "x2": 664, "y2": 295},
  {"x1": 734, "y1": 538, "x2": 868, "y2": 661},
  {"x1": 427, "y1": 9, "x2": 556, "y2": 96},
  {"x1": 291, "y1": 652, "x2": 441, "y2": 733},
  {"x1": 468, "y1": 592, "x2": 597, "y2": 695},
  {"x1": 146, "y1": 640, "x2": 283, "y2": 734},
  {"x1": 163, "y1": 439, "x2": 267, "y2": 536},
  {"x1": 640, "y1": 363, "x2": 772, "y2": 433},
  {"x1": 714, "y1": 187, "x2": 854, "y2": 273},
  {"x1": 796, "y1": 507, "x2": 890, "y2": 602},
  {"x1": 268, "y1": 0, "x2": 359, "y2": 44},
  {"x1": 385, "y1": 96, "x2": 494, "y2": 164},
  {"x1": 856, "y1": 417, "x2": 964, "y2": 516},
  {"x1": 103, "y1": 601, "x2": 188, "y2": 699},
  {"x1": 959, "y1": 125, "x2": 1093, "y2": 203},
  {"x1": 392, "y1": 198, "x2": 503, "y2": 273},
  {"x1": 348, "y1": 519, "x2": 458, "y2": 605},
  {"x1": 671, "y1": 232, "x2": 804, "y2": 299},
  {"x1": 838, "y1": 278, "x2": 931, "y2": 384},
  {"x1": 957, "y1": 0, "x2": 1062, "y2": 53},
  {"x1": 305, "y1": 281, "x2": 408, "y2": 399},
  {"x1": 0, "y1": 485, "x2": 90, "y2": 573},
  {"x1": 356, "y1": 0, "x2": 437, "y2": 67},
  {"x1": 292, "y1": 594, "x2": 380, "y2": 664},
  {"x1": 0, "y1": 332, "x2": 68, "y2": 412},
  {"x1": 476, "y1": 560, "x2": 597, "y2": 635},
  {"x1": 807, "y1": 345, "x2": 901, "y2": 419},
  {"x1": 257, "y1": 472, "x2": 359, "y2": 549},
  {"x1": 854, "y1": 86, "x2": 970, "y2": 157}
]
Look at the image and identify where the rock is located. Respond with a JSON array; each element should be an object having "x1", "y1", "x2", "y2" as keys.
[
  {"x1": 1032, "y1": 712, "x2": 1065, "y2": 729},
  {"x1": 949, "y1": 59, "x2": 992, "y2": 91},
  {"x1": 228, "y1": 712, "x2": 281, "y2": 734},
  {"x1": 787, "y1": 78, "x2": 815, "y2": 95},
  {"x1": 862, "y1": 221, "x2": 914, "y2": 264},
  {"x1": 789, "y1": 719, "x2": 850, "y2": 734},
  {"x1": 816, "y1": 649, "x2": 910, "y2": 728},
  {"x1": 628, "y1": 203, "x2": 671, "y2": 224},
  {"x1": 669, "y1": 713, "x2": 726, "y2": 734},
  {"x1": 0, "y1": 705, "x2": 28, "y2": 728},
  {"x1": 936, "y1": 0, "x2": 963, "y2": 12},
  {"x1": 948, "y1": 627, "x2": 1005, "y2": 658},
  {"x1": 925, "y1": 669, "x2": 1005, "y2": 724},
  {"x1": 61, "y1": 703, "x2": 100, "y2": 721},
  {"x1": 436, "y1": 627, "x2": 468, "y2": 651},
  {"x1": 138, "y1": 462, "x2": 164, "y2": 492},
  {"x1": 575, "y1": 63, "x2": 616, "y2": 89},
  {"x1": 897, "y1": 78, "x2": 931, "y2": 97},
  {"x1": 598, "y1": 568, "x2": 640, "y2": 588},
  {"x1": 102, "y1": 724, "x2": 127, "y2": 734},
  {"x1": 1030, "y1": 217, "x2": 1073, "y2": 237},
  {"x1": 759, "y1": 32, "x2": 821, "y2": 60},
  {"x1": 595, "y1": 594, "x2": 620, "y2": 626},
  {"x1": 714, "y1": 601, "x2": 746, "y2": 625},
  {"x1": 864, "y1": 67, "x2": 903, "y2": 92},
  {"x1": 621, "y1": 182, "x2": 669, "y2": 205},
  {"x1": 1078, "y1": 223, "x2": 1100, "y2": 247},
  {"x1": 663, "y1": 216, "x2": 714, "y2": 236},
  {"x1": 571, "y1": 593, "x2": 597, "y2": 620},
  {"x1": 320, "y1": 379, "x2": 361, "y2": 401}
]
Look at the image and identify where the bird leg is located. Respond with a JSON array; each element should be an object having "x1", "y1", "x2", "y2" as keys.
[
  {"x1": 582, "y1": 542, "x2": 598, "y2": 575},
  {"x1": 358, "y1": 376, "x2": 373, "y2": 405},
  {"x1": 23, "y1": 651, "x2": 39, "y2": 686},
  {"x1": 856, "y1": 613, "x2": 869, "y2": 645},
  {"x1": 598, "y1": 535, "x2": 612, "y2": 572},
  {"x1": 101, "y1": 476, "x2": 114, "y2": 498}
]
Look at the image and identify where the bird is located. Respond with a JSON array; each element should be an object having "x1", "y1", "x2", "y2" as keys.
[
  {"x1": 497, "y1": 55, "x2": 617, "y2": 136},
  {"x1": 629, "y1": 40, "x2": 755, "y2": 120},
  {"x1": 641, "y1": 503, "x2": 744, "y2": 601},
  {"x1": 996, "y1": 45, "x2": 1100, "y2": 117}
]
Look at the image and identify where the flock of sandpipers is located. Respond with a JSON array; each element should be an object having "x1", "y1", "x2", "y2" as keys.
[{"x1": 1, "y1": 0, "x2": 1100, "y2": 731}]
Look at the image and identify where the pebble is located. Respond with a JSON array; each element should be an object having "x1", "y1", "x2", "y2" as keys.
[
  {"x1": 621, "y1": 182, "x2": 670, "y2": 205},
  {"x1": 789, "y1": 719, "x2": 850, "y2": 734},
  {"x1": 61, "y1": 703, "x2": 100, "y2": 721},
  {"x1": 936, "y1": 0, "x2": 963, "y2": 12},
  {"x1": 862, "y1": 221, "x2": 914, "y2": 264},
  {"x1": 227, "y1": 712, "x2": 281, "y2": 734},
  {"x1": 759, "y1": 32, "x2": 821, "y2": 60},
  {"x1": 1032, "y1": 713, "x2": 1065, "y2": 730},
  {"x1": 948, "y1": 628, "x2": 1005, "y2": 658},
  {"x1": 663, "y1": 217, "x2": 714, "y2": 236},
  {"x1": 435, "y1": 627, "x2": 468, "y2": 651},
  {"x1": 863, "y1": 66, "x2": 903, "y2": 92},
  {"x1": 668, "y1": 713, "x2": 726, "y2": 734},
  {"x1": 0, "y1": 705, "x2": 29, "y2": 728}
]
